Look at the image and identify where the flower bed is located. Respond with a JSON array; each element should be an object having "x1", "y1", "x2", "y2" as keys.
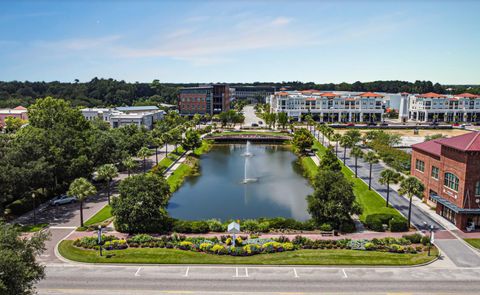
[{"x1": 72, "y1": 233, "x2": 432, "y2": 257}]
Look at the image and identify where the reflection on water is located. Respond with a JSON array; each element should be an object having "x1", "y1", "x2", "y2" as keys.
[{"x1": 168, "y1": 144, "x2": 313, "y2": 221}]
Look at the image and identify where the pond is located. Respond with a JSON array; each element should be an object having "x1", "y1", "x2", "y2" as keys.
[{"x1": 168, "y1": 143, "x2": 313, "y2": 221}]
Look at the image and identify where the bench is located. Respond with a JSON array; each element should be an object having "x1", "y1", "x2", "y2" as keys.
[{"x1": 320, "y1": 230, "x2": 335, "y2": 237}]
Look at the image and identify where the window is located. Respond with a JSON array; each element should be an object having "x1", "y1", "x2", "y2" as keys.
[
  {"x1": 415, "y1": 159, "x2": 425, "y2": 172},
  {"x1": 431, "y1": 166, "x2": 439, "y2": 179},
  {"x1": 444, "y1": 172, "x2": 459, "y2": 191},
  {"x1": 475, "y1": 181, "x2": 480, "y2": 196}
]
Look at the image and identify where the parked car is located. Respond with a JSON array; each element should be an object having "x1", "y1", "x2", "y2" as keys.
[
  {"x1": 251, "y1": 123, "x2": 259, "y2": 127},
  {"x1": 346, "y1": 123, "x2": 355, "y2": 127},
  {"x1": 49, "y1": 194, "x2": 76, "y2": 206},
  {"x1": 258, "y1": 121, "x2": 263, "y2": 125},
  {"x1": 380, "y1": 122, "x2": 388, "y2": 126},
  {"x1": 367, "y1": 122, "x2": 377, "y2": 126}
]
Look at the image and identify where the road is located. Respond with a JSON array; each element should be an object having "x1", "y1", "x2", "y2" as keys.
[
  {"x1": 243, "y1": 105, "x2": 264, "y2": 126},
  {"x1": 313, "y1": 130, "x2": 480, "y2": 268},
  {"x1": 37, "y1": 264, "x2": 480, "y2": 295}
]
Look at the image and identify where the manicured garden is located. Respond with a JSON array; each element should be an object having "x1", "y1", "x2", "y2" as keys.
[
  {"x1": 84, "y1": 205, "x2": 112, "y2": 227},
  {"x1": 60, "y1": 233, "x2": 437, "y2": 265}
]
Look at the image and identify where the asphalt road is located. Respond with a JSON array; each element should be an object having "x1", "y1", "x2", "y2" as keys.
[
  {"x1": 37, "y1": 264, "x2": 480, "y2": 295},
  {"x1": 313, "y1": 130, "x2": 480, "y2": 268},
  {"x1": 243, "y1": 105, "x2": 263, "y2": 126}
]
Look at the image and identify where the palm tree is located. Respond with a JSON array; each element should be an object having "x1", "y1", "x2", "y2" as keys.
[
  {"x1": 379, "y1": 169, "x2": 403, "y2": 207},
  {"x1": 304, "y1": 114, "x2": 313, "y2": 131},
  {"x1": 152, "y1": 137, "x2": 163, "y2": 165},
  {"x1": 137, "y1": 146, "x2": 152, "y2": 173},
  {"x1": 339, "y1": 135, "x2": 353, "y2": 163},
  {"x1": 68, "y1": 178, "x2": 97, "y2": 227},
  {"x1": 350, "y1": 146, "x2": 364, "y2": 178},
  {"x1": 122, "y1": 157, "x2": 136, "y2": 177},
  {"x1": 324, "y1": 126, "x2": 334, "y2": 146},
  {"x1": 96, "y1": 164, "x2": 119, "y2": 205},
  {"x1": 331, "y1": 133, "x2": 342, "y2": 157},
  {"x1": 398, "y1": 176, "x2": 425, "y2": 226},
  {"x1": 161, "y1": 133, "x2": 172, "y2": 155},
  {"x1": 363, "y1": 151, "x2": 379, "y2": 190}
]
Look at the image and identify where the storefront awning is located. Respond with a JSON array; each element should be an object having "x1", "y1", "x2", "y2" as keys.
[{"x1": 430, "y1": 194, "x2": 480, "y2": 214}]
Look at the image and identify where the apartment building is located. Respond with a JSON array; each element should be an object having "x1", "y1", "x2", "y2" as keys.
[
  {"x1": 178, "y1": 84, "x2": 230, "y2": 116},
  {"x1": 411, "y1": 132, "x2": 480, "y2": 231},
  {"x1": 406, "y1": 92, "x2": 480, "y2": 123},
  {"x1": 232, "y1": 86, "x2": 276, "y2": 103},
  {"x1": 268, "y1": 90, "x2": 385, "y2": 122}
]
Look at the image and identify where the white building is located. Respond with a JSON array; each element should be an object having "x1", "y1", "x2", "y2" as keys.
[
  {"x1": 268, "y1": 90, "x2": 385, "y2": 122},
  {"x1": 81, "y1": 106, "x2": 165, "y2": 129},
  {"x1": 407, "y1": 92, "x2": 480, "y2": 123}
]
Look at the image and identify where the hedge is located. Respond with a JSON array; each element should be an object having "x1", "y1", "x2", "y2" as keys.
[{"x1": 365, "y1": 213, "x2": 408, "y2": 232}]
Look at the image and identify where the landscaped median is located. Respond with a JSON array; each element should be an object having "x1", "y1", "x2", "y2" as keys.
[{"x1": 59, "y1": 233, "x2": 438, "y2": 266}]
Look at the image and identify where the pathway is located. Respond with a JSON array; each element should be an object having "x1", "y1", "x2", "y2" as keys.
[{"x1": 312, "y1": 129, "x2": 480, "y2": 267}]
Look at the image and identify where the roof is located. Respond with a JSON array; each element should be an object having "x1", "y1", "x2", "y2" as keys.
[
  {"x1": 455, "y1": 93, "x2": 479, "y2": 98},
  {"x1": 320, "y1": 92, "x2": 339, "y2": 98},
  {"x1": 417, "y1": 92, "x2": 446, "y2": 98},
  {"x1": 13, "y1": 106, "x2": 27, "y2": 110},
  {"x1": 436, "y1": 131, "x2": 480, "y2": 152},
  {"x1": 412, "y1": 140, "x2": 442, "y2": 157},
  {"x1": 400, "y1": 92, "x2": 410, "y2": 95},
  {"x1": 305, "y1": 97, "x2": 316, "y2": 101},
  {"x1": 116, "y1": 106, "x2": 159, "y2": 112},
  {"x1": 358, "y1": 92, "x2": 384, "y2": 98},
  {"x1": 413, "y1": 131, "x2": 480, "y2": 155},
  {"x1": 276, "y1": 91, "x2": 289, "y2": 96}
]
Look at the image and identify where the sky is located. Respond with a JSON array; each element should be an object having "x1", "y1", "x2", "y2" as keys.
[{"x1": 0, "y1": 0, "x2": 479, "y2": 84}]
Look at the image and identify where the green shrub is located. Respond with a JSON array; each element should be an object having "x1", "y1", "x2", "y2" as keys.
[
  {"x1": 364, "y1": 242, "x2": 376, "y2": 251},
  {"x1": 403, "y1": 233, "x2": 422, "y2": 243},
  {"x1": 365, "y1": 214, "x2": 398, "y2": 232},
  {"x1": 199, "y1": 242, "x2": 213, "y2": 252},
  {"x1": 243, "y1": 244, "x2": 261, "y2": 255},
  {"x1": 320, "y1": 223, "x2": 333, "y2": 231},
  {"x1": 283, "y1": 242, "x2": 294, "y2": 251},
  {"x1": 242, "y1": 219, "x2": 259, "y2": 232},
  {"x1": 421, "y1": 236, "x2": 431, "y2": 246},
  {"x1": 172, "y1": 220, "x2": 209, "y2": 233},
  {"x1": 178, "y1": 241, "x2": 194, "y2": 250},
  {"x1": 225, "y1": 238, "x2": 232, "y2": 246},
  {"x1": 339, "y1": 219, "x2": 356, "y2": 233},
  {"x1": 104, "y1": 239, "x2": 127, "y2": 250},
  {"x1": 206, "y1": 219, "x2": 224, "y2": 232},
  {"x1": 388, "y1": 244, "x2": 405, "y2": 253},
  {"x1": 389, "y1": 217, "x2": 409, "y2": 232},
  {"x1": 128, "y1": 234, "x2": 155, "y2": 244}
]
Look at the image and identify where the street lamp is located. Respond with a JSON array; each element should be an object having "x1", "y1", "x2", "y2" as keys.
[
  {"x1": 98, "y1": 225, "x2": 103, "y2": 257},
  {"x1": 423, "y1": 222, "x2": 435, "y2": 256},
  {"x1": 31, "y1": 192, "x2": 36, "y2": 225}
]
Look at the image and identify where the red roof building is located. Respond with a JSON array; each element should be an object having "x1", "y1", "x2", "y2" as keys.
[
  {"x1": 358, "y1": 92, "x2": 384, "y2": 98},
  {"x1": 411, "y1": 131, "x2": 480, "y2": 231},
  {"x1": 416, "y1": 92, "x2": 447, "y2": 98}
]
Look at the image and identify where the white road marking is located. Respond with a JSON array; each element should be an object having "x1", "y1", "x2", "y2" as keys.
[
  {"x1": 134, "y1": 267, "x2": 142, "y2": 277},
  {"x1": 342, "y1": 269, "x2": 348, "y2": 278},
  {"x1": 233, "y1": 267, "x2": 248, "y2": 278},
  {"x1": 245, "y1": 267, "x2": 249, "y2": 277},
  {"x1": 234, "y1": 267, "x2": 239, "y2": 277},
  {"x1": 184, "y1": 266, "x2": 189, "y2": 277},
  {"x1": 293, "y1": 268, "x2": 299, "y2": 278}
]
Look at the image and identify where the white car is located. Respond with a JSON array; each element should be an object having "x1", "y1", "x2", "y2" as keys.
[{"x1": 49, "y1": 194, "x2": 76, "y2": 206}]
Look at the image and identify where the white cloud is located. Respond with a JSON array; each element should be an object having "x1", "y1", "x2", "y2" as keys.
[{"x1": 270, "y1": 17, "x2": 292, "y2": 26}]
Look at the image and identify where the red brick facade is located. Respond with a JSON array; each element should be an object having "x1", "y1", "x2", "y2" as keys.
[
  {"x1": 179, "y1": 92, "x2": 208, "y2": 114},
  {"x1": 411, "y1": 132, "x2": 480, "y2": 231}
]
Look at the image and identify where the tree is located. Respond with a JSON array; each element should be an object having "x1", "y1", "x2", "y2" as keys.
[
  {"x1": 292, "y1": 128, "x2": 314, "y2": 154},
  {"x1": 344, "y1": 129, "x2": 362, "y2": 146},
  {"x1": 307, "y1": 170, "x2": 361, "y2": 228},
  {"x1": 192, "y1": 114, "x2": 202, "y2": 129},
  {"x1": 398, "y1": 176, "x2": 425, "y2": 226},
  {"x1": 319, "y1": 147, "x2": 341, "y2": 172},
  {"x1": 350, "y1": 146, "x2": 364, "y2": 178},
  {"x1": 96, "y1": 164, "x2": 119, "y2": 205},
  {"x1": 182, "y1": 129, "x2": 201, "y2": 151},
  {"x1": 331, "y1": 133, "x2": 342, "y2": 157},
  {"x1": 122, "y1": 157, "x2": 136, "y2": 177},
  {"x1": 363, "y1": 151, "x2": 379, "y2": 190},
  {"x1": 339, "y1": 135, "x2": 353, "y2": 163},
  {"x1": 304, "y1": 114, "x2": 314, "y2": 131},
  {"x1": 67, "y1": 177, "x2": 97, "y2": 227},
  {"x1": 0, "y1": 222, "x2": 49, "y2": 295},
  {"x1": 379, "y1": 169, "x2": 403, "y2": 207},
  {"x1": 3, "y1": 117, "x2": 25, "y2": 133},
  {"x1": 137, "y1": 146, "x2": 152, "y2": 173},
  {"x1": 112, "y1": 173, "x2": 171, "y2": 233},
  {"x1": 161, "y1": 132, "x2": 172, "y2": 155},
  {"x1": 277, "y1": 112, "x2": 289, "y2": 129}
]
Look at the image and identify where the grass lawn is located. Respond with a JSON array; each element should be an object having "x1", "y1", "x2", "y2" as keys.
[
  {"x1": 59, "y1": 240, "x2": 437, "y2": 265},
  {"x1": 18, "y1": 223, "x2": 49, "y2": 232},
  {"x1": 167, "y1": 161, "x2": 195, "y2": 192},
  {"x1": 193, "y1": 140, "x2": 212, "y2": 156},
  {"x1": 300, "y1": 157, "x2": 318, "y2": 181},
  {"x1": 211, "y1": 131, "x2": 291, "y2": 137},
  {"x1": 465, "y1": 239, "x2": 480, "y2": 249},
  {"x1": 311, "y1": 140, "x2": 403, "y2": 222},
  {"x1": 84, "y1": 205, "x2": 112, "y2": 227},
  {"x1": 156, "y1": 147, "x2": 185, "y2": 171}
]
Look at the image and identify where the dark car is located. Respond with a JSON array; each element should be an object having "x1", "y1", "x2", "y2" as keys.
[
  {"x1": 251, "y1": 123, "x2": 259, "y2": 127},
  {"x1": 367, "y1": 122, "x2": 377, "y2": 126}
]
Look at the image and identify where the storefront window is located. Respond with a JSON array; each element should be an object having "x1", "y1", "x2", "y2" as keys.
[{"x1": 475, "y1": 181, "x2": 480, "y2": 196}]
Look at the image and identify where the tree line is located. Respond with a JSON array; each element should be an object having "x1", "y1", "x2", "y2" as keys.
[{"x1": 2, "y1": 79, "x2": 479, "y2": 109}]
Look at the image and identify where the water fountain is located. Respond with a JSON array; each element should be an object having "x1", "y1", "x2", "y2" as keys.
[{"x1": 242, "y1": 141, "x2": 257, "y2": 184}]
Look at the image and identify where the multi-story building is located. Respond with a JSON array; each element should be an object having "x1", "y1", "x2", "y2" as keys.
[
  {"x1": 178, "y1": 84, "x2": 230, "y2": 116},
  {"x1": 232, "y1": 86, "x2": 276, "y2": 103},
  {"x1": 406, "y1": 92, "x2": 480, "y2": 122},
  {"x1": 0, "y1": 106, "x2": 28, "y2": 127},
  {"x1": 411, "y1": 132, "x2": 480, "y2": 231},
  {"x1": 268, "y1": 90, "x2": 385, "y2": 122},
  {"x1": 81, "y1": 106, "x2": 164, "y2": 130}
]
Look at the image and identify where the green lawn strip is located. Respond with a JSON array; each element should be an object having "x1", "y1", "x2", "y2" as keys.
[
  {"x1": 167, "y1": 162, "x2": 194, "y2": 192},
  {"x1": 18, "y1": 223, "x2": 49, "y2": 232},
  {"x1": 300, "y1": 157, "x2": 318, "y2": 181},
  {"x1": 464, "y1": 239, "x2": 480, "y2": 249},
  {"x1": 155, "y1": 147, "x2": 185, "y2": 171},
  {"x1": 312, "y1": 140, "x2": 403, "y2": 222},
  {"x1": 193, "y1": 140, "x2": 212, "y2": 156},
  {"x1": 59, "y1": 240, "x2": 437, "y2": 265},
  {"x1": 211, "y1": 131, "x2": 291, "y2": 137},
  {"x1": 84, "y1": 205, "x2": 112, "y2": 227}
]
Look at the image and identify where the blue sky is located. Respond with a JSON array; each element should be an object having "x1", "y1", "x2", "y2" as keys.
[{"x1": 0, "y1": 0, "x2": 479, "y2": 84}]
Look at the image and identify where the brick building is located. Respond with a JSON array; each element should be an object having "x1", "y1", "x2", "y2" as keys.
[
  {"x1": 411, "y1": 132, "x2": 480, "y2": 231},
  {"x1": 178, "y1": 84, "x2": 230, "y2": 116},
  {"x1": 0, "y1": 106, "x2": 28, "y2": 128}
]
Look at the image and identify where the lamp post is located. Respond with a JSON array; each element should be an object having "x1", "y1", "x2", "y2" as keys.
[
  {"x1": 424, "y1": 222, "x2": 435, "y2": 256},
  {"x1": 31, "y1": 192, "x2": 36, "y2": 225},
  {"x1": 98, "y1": 225, "x2": 103, "y2": 257}
]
